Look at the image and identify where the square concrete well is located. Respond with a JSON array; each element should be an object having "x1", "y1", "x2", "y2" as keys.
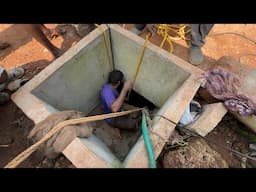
[{"x1": 12, "y1": 24, "x2": 204, "y2": 168}]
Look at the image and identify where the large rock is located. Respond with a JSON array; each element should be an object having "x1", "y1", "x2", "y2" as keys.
[
  {"x1": 28, "y1": 110, "x2": 93, "y2": 159},
  {"x1": 162, "y1": 138, "x2": 228, "y2": 168}
]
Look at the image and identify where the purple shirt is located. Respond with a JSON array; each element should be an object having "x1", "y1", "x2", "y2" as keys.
[{"x1": 100, "y1": 83, "x2": 122, "y2": 122}]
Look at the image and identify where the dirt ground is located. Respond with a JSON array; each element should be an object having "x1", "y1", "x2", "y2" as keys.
[
  {"x1": 0, "y1": 24, "x2": 81, "y2": 168},
  {"x1": 1, "y1": 24, "x2": 256, "y2": 168}
]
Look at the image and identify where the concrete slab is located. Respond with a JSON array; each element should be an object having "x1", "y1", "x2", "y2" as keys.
[
  {"x1": 63, "y1": 137, "x2": 122, "y2": 168},
  {"x1": 187, "y1": 102, "x2": 227, "y2": 137}
]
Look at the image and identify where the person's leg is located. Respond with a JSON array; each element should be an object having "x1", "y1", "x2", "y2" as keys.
[
  {"x1": 0, "y1": 67, "x2": 8, "y2": 91},
  {"x1": 38, "y1": 24, "x2": 65, "y2": 39},
  {"x1": 38, "y1": 24, "x2": 51, "y2": 37},
  {"x1": 0, "y1": 82, "x2": 6, "y2": 92},
  {"x1": 22, "y1": 24, "x2": 61, "y2": 59},
  {"x1": 73, "y1": 24, "x2": 95, "y2": 37},
  {"x1": 131, "y1": 24, "x2": 146, "y2": 35},
  {"x1": 0, "y1": 66, "x2": 25, "y2": 104},
  {"x1": 189, "y1": 24, "x2": 214, "y2": 65},
  {"x1": 0, "y1": 66, "x2": 24, "y2": 91},
  {"x1": 135, "y1": 24, "x2": 146, "y2": 31},
  {"x1": 7, "y1": 67, "x2": 24, "y2": 82},
  {"x1": 0, "y1": 92, "x2": 9, "y2": 105},
  {"x1": 1, "y1": 67, "x2": 25, "y2": 92},
  {"x1": 0, "y1": 41, "x2": 10, "y2": 50},
  {"x1": 190, "y1": 24, "x2": 214, "y2": 47}
]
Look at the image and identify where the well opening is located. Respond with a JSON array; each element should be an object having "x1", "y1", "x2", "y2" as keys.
[{"x1": 12, "y1": 24, "x2": 201, "y2": 167}]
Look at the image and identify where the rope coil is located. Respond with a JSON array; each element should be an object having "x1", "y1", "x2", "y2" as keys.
[{"x1": 155, "y1": 24, "x2": 190, "y2": 53}]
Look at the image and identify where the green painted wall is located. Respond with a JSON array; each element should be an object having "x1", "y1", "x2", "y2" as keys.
[
  {"x1": 110, "y1": 29, "x2": 190, "y2": 107},
  {"x1": 32, "y1": 34, "x2": 111, "y2": 115}
]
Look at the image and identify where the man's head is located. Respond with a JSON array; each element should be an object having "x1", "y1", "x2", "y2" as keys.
[{"x1": 108, "y1": 70, "x2": 124, "y2": 87}]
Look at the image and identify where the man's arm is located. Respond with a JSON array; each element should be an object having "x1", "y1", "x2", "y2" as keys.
[{"x1": 111, "y1": 80, "x2": 133, "y2": 112}]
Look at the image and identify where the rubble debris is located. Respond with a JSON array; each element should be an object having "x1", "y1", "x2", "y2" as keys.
[
  {"x1": 162, "y1": 137, "x2": 229, "y2": 168},
  {"x1": 28, "y1": 110, "x2": 93, "y2": 159}
]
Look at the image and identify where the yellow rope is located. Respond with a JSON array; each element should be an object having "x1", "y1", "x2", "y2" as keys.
[
  {"x1": 95, "y1": 24, "x2": 113, "y2": 70},
  {"x1": 155, "y1": 24, "x2": 190, "y2": 53},
  {"x1": 132, "y1": 33, "x2": 151, "y2": 82},
  {"x1": 5, "y1": 108, "x2": 142, "y2": 168},
  {"x1": 126, "y1": 33, "x2": 151, "y2": 100}
]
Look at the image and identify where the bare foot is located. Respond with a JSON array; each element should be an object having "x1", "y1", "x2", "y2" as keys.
[{"x1": 51, "y1": 47, "x2": 62, "y2": 59}]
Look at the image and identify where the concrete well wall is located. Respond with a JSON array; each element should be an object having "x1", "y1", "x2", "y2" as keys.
[
  {"x1": 12, "y1": 24, "x2": 204, "y2": 168},
  {"x1": 110, "y1": 27, "x2": 190, "y2": 107},
  {"x1": 32, "y1": 29, "x2": 111, "y2": 115}
]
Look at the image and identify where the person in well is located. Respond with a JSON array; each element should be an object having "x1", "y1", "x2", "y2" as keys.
[{"x1": 100, "y1": 70, "x2": 141, "y2": 134}]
